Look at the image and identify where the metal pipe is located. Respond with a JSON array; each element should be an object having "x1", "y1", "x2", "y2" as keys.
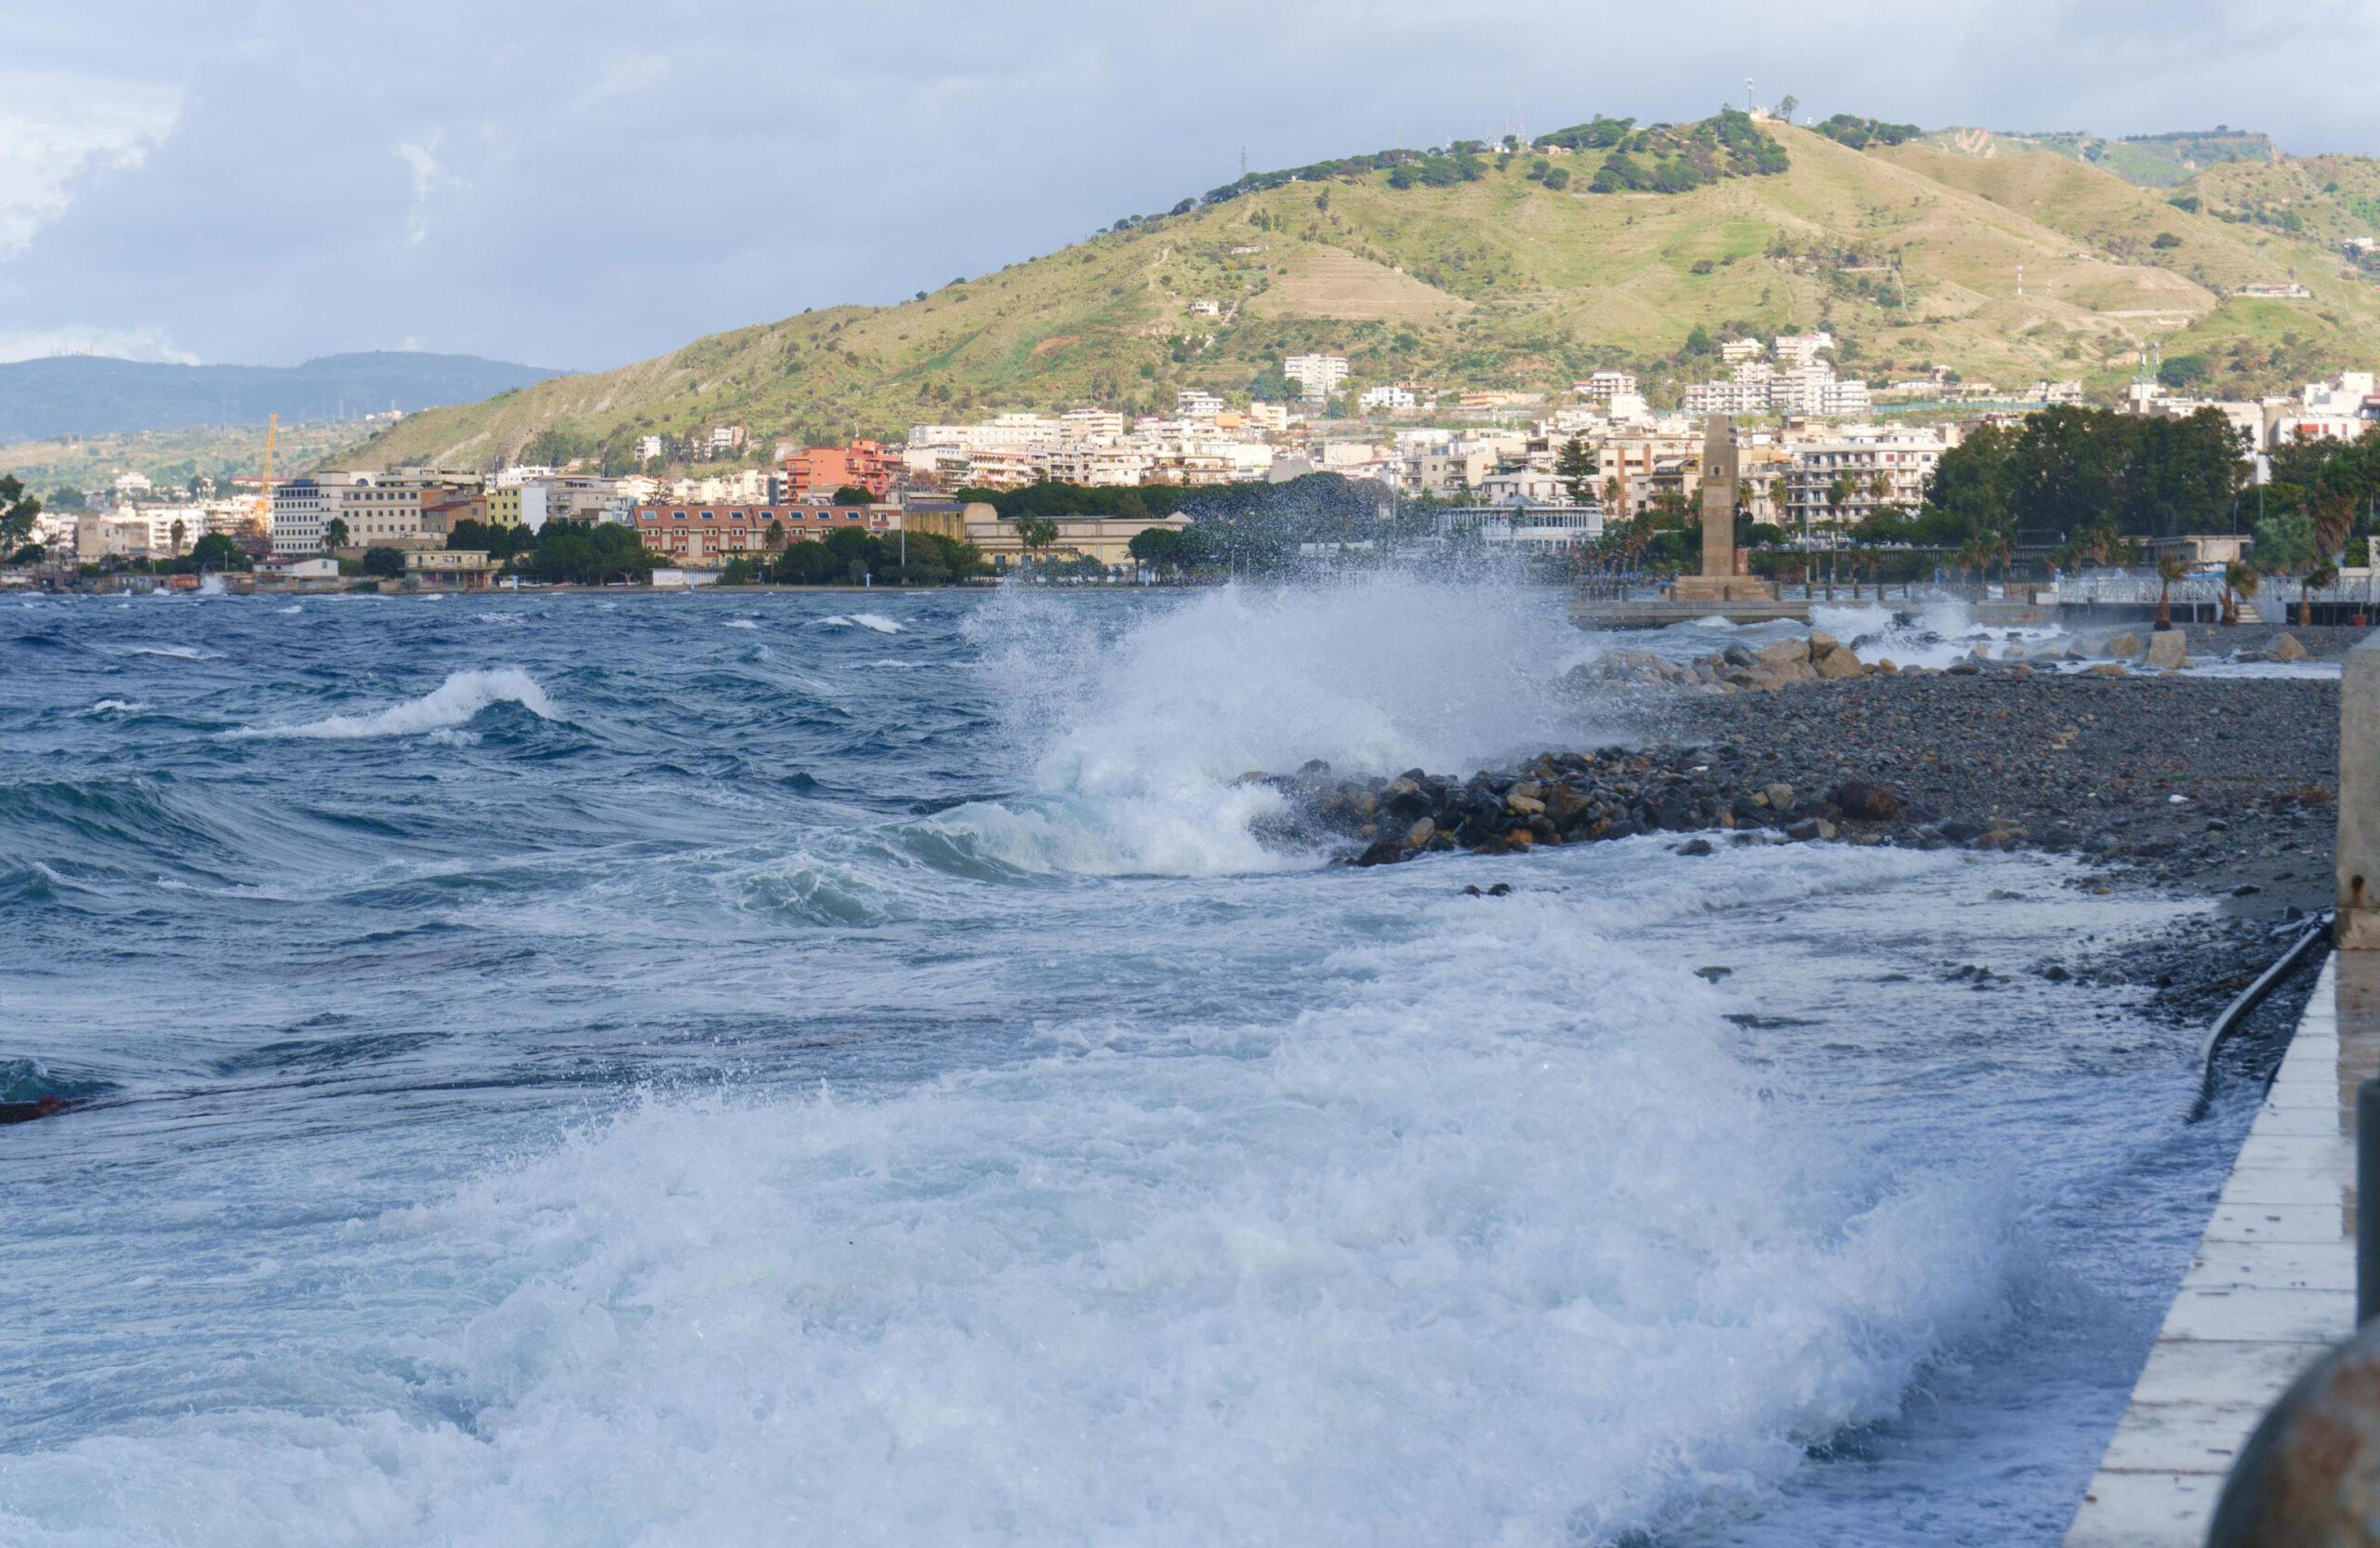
[
  {"x1": 2362, "y1": 1079, "x2": 2380, "y2": 1324},
  {"x1": 2188, "y1": 912, "x2": 2334, "y2": 1123}
]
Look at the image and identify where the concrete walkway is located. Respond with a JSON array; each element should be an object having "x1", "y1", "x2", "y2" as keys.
[{"x1": 2062, "y1": 953, "x2": 2373, "y2": 1545}]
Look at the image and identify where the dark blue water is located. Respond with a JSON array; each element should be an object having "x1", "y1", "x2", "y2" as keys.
[{"x1": 0, "y1": 582, "x2": 2252, "y2": 1545}]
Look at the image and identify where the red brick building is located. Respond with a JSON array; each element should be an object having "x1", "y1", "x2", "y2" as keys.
[
  {"x1": 630, "y1": 503, "x2": 891, "y2": 566},
  {"x1": 783, "y1": 441, "x2": 894, "y2": 501}
]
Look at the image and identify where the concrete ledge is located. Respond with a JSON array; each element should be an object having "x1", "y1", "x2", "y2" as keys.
[{"x1": 2062, "y1": 956, "x2": 2349, "y2": 1546}]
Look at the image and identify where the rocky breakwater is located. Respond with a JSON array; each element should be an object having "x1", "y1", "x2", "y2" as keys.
[
  {"x1": 1244, "y1": 746, "x2": 1954, "y2": 869},
  {"x1": 1575, "y1": 630, "x2": 1879, "y2": 694}
]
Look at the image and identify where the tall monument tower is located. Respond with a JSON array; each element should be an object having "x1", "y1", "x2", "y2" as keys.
[
  {"x1": 1671, "y1": 414, "x2": 1775, "y2": 603},
  {"x1": 1699, "y1": 413, "x2": 1737, "y2": 582}
]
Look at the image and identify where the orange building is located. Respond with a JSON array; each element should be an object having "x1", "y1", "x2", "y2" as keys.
[
  {"x1": 784, "y1": 440, "x2": 894, "y2": 501},
  {"x1": 631, "y1": 503, "x2": 890, "y2": 566}
]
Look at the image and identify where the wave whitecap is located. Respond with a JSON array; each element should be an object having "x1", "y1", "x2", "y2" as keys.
[
  {"x1": 822, "y1": 613, "x2": 902, "y2": 634},
  {"x1": 231, "y1": 668, "x2": 560, "y2": 741}
]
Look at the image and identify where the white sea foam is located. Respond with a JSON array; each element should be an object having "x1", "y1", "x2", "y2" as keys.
[
  {"x1": 109, "y1": 642, "x2": 219, "y2": 661},
  {"x1": 229, "y1": 668, "x2": 559, "y2": 741},
  {"x1": 86, "y1": 699, "x2": 148, "y2": 715},
  {"x1": 821, "y1": 613, "x2": 903, "y2": 633},
  {"x1": 0, "y1": 856, "x2": 2003, "y2": 1545},
  {"x1": 276, "y1": 604, "x2": 303, "y2": 615},
  {"x1": 724, "y1": 618, "x2": 760, "y2": 630}
]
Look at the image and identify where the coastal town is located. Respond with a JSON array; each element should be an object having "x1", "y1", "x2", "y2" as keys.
[{"x1": 9, "y1": 332, "x2": 2380, "y2": 595}]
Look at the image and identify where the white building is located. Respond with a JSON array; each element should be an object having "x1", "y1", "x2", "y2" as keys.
[
  {"x1": 1282, "y1": 353, "x2": 1351, "y2": 400},
  {"x1": 1773, "y1": 332, "x2": 1837, "y2": 371},
  {"x1": 701, "y1": 425, "x2": 747, "y2": 457},
  {"x1": 1575, "y1": 369, "x2": 1639, "y2": 404},
  {"x1": 1176, "y1": 389, "x2": 1226, "y2": 418},
  {"x1": 1436, "y1": 498, "x2": 1604, "y2": 549},
  {"x1": 1359, "y1": 384, "x2": 1416, "y2": 412},
  {"x1": 634, "y1": 434, "x2": 668, "y2": 463},
  {"x1": 1782, "y1": 425, "x2": 1953, "y2": 533},
  {"x1": 1720, "y1": 338, "x2": 1766, "y2": 365}
]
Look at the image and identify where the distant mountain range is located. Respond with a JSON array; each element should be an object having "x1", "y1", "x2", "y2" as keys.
[{"x1": 0, "y1": 351, "x2": 569, "y2": 443}]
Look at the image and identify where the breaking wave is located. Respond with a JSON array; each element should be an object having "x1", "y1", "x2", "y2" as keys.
[
  {"x1": 229, "y1": 668, "x2": 560, "y2": 741},
  {"x1": 822, "y1": 613, "x2": 903, "y2": 634}
]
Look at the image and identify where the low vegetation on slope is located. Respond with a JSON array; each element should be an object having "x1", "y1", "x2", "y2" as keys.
[{"x1": 350, "y1": 114, "x2": 2380, "y2": 472}]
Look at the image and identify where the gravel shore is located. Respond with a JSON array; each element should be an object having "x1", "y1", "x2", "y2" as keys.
[
  {"x1": 1653, "y1": 668, "x2": 2341, "y2": 1053},
  {"x1": 1274, "y1": 660, "x2": 2344, "y2": 1052}
]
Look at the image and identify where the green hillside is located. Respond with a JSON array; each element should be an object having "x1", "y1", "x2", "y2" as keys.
[
  {"x1": 1922, "y1": 126, "x2": 2280, "y2": 189},
  {"x1": 353, "y1": 115, "x2": 2380, "y2": 473}
]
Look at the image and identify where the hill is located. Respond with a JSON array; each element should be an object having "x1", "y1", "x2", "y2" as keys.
[
  {"x1": 1921, "y1": 126, "x2": 2280, "y2": 189},
  {"x1": 0, "y1": 351, "x2": 568, "y2": 443},
  {"x1": 350, "y1": 115, "x2": 2380, "y2": 472}
]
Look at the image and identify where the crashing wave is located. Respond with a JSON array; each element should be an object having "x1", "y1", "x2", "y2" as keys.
[{"x1": 230, "y1": 668, "x2": 560, "y2": 741}]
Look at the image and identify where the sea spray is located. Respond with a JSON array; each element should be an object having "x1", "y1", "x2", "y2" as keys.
[{"x1": 932, "y1": 576, "x2": 1609, "y2": 876}]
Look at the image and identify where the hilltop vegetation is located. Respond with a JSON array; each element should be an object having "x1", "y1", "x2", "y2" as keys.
[
  {"x1": 1923, "y1": 126, "x2": 2280, "y2": 189},
  {"x1": 351, "y1": 112, "x2": 2380, "y2": 473}
]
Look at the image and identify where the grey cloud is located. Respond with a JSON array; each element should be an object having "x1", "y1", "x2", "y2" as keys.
[{"x1": 4, "y1": 0, "x2": 2375, "y2": 369}]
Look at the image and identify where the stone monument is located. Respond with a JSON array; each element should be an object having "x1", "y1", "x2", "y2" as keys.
[{"x1": 1671, "y1": 414, "x2": 1776, "y2": 603}]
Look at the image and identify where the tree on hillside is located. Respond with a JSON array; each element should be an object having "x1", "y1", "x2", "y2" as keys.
[
  {"x1": 1555, "y1": 435, "x2": 1595, "y2": 502},
  {"x1": 45, "y1": 485, "x2": 86, "y2": 513},
  {"x1": 1777, "y1": 95, "x2": 1799, "y2": 121},
  {"x1": 0, "y1": 476, "x2": 41, "y2": 554}
]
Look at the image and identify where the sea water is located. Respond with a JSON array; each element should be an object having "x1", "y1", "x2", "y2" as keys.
[{"x1": 0, "y1": 581, "x2": 2258, "y2": 1545}]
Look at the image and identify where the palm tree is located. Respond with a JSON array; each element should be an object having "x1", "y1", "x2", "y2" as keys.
[
  {"x1": 168, "y1": 517, "x2": 187, "y2": 558},
  {"x1": 1826, "y1": 476, "x2": 1855, "y2": 595},
  {"x1": 2153, "y1": 554, "x2": 2188, "y2": 631},
  {"x1": 2302, "y1": 559, "x2": 2338, "y2": 628},
  {"x1": 2221, "y1": 560, "x2": 2257, "y2": 626},
  {"x1": 323, "y1": 516, "x2": 350, "y2": 554}
]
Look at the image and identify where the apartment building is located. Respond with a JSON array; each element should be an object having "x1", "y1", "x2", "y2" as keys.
[
  {"x1": 785, "y1": 440, "x2": 895, "y2": 500},
  {"x1": 1360, "y1": 384, "x2": 1417, "y2": 412},
  {"x1": 1781, "y1": 426, "x2": 1954, "y2": 533},
  {"x1": 1176, "y1": 389, "x2": 1226, "y2": 419},
  {"x1": 1282, "y1": 353, "x2": 1351, "y2": 400},
  {"x1": 1574, "y1": 370, "x2": 1639, "y2": 403},
  {"x1": 629, "y1": 502, "x2": 888, "y2": 565},
  {"x1": 270, "y1": 470, "x2": 483, "y2": 555}
]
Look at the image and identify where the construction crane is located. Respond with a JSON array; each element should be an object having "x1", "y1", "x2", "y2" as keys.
[{"x1": 253, "y1": 412, "x2": 277, "y2": 541}]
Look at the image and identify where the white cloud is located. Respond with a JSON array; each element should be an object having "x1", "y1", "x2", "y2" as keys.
[
  {"x1": 0, "y1": 71, "x2": 182, "y2": 258},
  {"x1": 0, "y1": 324, "x2": 199, "y2": 364},
  {"x1": 394, "y1": 136, "x2": 459, "y2": 245}
]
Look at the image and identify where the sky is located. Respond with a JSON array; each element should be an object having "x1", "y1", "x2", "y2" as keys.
[{"x1": 6, "y1": 0, "x2": 2379, "y2": 372}]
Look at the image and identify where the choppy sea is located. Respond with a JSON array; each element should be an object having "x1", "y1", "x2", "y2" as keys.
[{"x1": 0, "y1": 578, "x2": 2260, "y2": 1545}]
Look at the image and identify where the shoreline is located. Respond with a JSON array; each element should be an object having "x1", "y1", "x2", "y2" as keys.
[{"x1": 1258, "y1": 659, "x2": 2340, "y2": 1041}]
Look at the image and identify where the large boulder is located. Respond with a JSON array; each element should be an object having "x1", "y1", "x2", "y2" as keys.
[
  {"x1": 1831, "y1": 780, "x2": 1902, "y2": 821},
  {"x1": 1813, "y1": 647, "x2": 1864, "y2": 681},
  {"x1": 2145, "y1": 629, "x2": 2188, "y2": 670},
  {"x1": 2104, "y1": 631, "x2": 2145, "y2": 659},
  {"x1": 1755, "y1": 638, "x2": 1810, "y2": 670},
  {"x1": 2267, "y1": 632, "x2": 2308, "y2": 663},
  {"x1": 1806, "y1": 629, "x2": 1839, "y2": 661}
]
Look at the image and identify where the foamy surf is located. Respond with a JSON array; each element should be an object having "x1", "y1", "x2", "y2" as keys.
[
  {"x1": 822, "y1": 613, "x2": 903, "y2": 634},
  {"x1": 228, "y1": 668, "x2": 560, "y2": 740}
]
